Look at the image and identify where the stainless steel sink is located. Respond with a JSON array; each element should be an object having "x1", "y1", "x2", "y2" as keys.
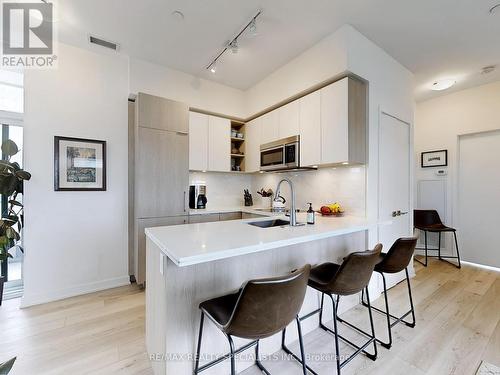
[{"x1": 248, "y1": 219, "x2": 290, "y2": 228}]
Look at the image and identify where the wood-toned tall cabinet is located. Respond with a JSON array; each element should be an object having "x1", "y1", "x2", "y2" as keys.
[{"x1": 130, "y1": 92, "x2": 189, "y2": 286}]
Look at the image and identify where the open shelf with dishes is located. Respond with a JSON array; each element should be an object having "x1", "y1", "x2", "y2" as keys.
[{"x1": 230, "y1": 121, "x2": 246, "y2": 172}]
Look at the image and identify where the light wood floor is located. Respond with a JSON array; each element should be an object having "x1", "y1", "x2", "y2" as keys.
[{"x1": 1, "y1": 259, "x2": 498, "y2": 375}]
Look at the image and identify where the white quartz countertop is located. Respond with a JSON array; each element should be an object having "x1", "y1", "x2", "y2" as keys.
[{"x1": 145, "y1": 212, "x2": 380, "y2": 267}]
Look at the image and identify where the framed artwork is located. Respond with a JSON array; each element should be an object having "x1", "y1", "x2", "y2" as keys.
[
  {"x1": 421, "y1": 149, "x2": 448, "y2": 168},
  {"x1": 54, "y1": 136, "x2": 106, "y2": 191}
]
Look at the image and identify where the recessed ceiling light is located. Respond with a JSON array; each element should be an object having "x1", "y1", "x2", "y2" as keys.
[
  {"x1": 431, "y1": 79, "x2": 456, "y2": 91},
  {"x1": 489, "y1": 3, "x2": 500, "y2": 14}
]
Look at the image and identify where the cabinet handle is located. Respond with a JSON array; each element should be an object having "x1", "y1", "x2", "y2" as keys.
[{"x1": 184, "y1": 191, "x2": 186, "y2": 212}]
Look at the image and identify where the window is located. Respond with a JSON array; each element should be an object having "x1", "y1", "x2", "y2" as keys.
[{"x1": 0, "y1": 70, "x2": 24, "y2": 113}]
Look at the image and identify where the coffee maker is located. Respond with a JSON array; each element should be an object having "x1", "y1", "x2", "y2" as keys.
[{"x1": 189, "y1": 184, "x2": 207, "y2": 209}]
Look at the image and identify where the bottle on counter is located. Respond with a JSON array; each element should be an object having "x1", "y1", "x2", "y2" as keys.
[{"x1": 307, "y1": 203, "x2": 315, "y2": 225}]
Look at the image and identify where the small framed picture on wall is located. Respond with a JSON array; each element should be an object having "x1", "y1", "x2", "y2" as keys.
[
  {"x1": 54, "y1": 136, "x2": 107, "y2": 191},
  {"x1": 421, "y1": 149, "x2": 448, "y2": 168}
]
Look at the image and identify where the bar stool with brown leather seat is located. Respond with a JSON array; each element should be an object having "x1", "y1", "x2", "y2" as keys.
[
  {"x1": 414, "y1": 209, "x2": 461, "y2": 268},
  {"x1": 194, "y1": 265, "x2": 311, "y2": 375},
  {"x1": 282, "y1": 245, "x2": 382, "y2": 375},
  {"x1": 361, "y1": 237, "x2": 417, "y2": 349}
]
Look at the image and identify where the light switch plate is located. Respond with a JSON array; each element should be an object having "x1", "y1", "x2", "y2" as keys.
[
  {"x1": 435, "y1": 169, "x2": 448, "y2": 176},
  {"x1": 160, "y1": 253, "x2": 165, "y2": 275}
]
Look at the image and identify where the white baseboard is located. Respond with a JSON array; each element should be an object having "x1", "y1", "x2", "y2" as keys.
[{"x1": 20, "y1": 275, "x2": 131, "y2": 308}]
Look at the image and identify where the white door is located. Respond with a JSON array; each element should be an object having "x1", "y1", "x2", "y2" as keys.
[
  {"x1": 458, "y1": 130, "x2": 500, "y2": 268},
  {"x1": 378, "y1": 112, "x2": 412, "y2": 286}
]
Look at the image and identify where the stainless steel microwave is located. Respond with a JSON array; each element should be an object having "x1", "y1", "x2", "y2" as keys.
[{"x1": 260, "y1": 135, "x2": 300, "y2": 171}]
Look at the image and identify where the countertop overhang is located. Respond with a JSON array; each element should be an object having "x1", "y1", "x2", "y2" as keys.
[{"x1": 145, "y1": 211, "x2": 382, "y2": 267}]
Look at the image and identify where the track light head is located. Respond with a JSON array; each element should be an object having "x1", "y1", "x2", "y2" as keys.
[
  {"x1": 210, "y1": 64, "x2": 217, "y2": 74},
  {"x1": 248, "y1": 19, "x2": 258, "y2": 37},
  {"x1": 230, "y1": 40, "x2": 239, "y2": 54}
]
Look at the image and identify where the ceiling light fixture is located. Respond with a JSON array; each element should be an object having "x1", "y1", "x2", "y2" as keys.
[
  {"x1": 248, "y1": 19, "x2": 258, "y2": 37},
  {"x1": 489, "y1": 3, "x2": 500, "y2": 14},
  {"x1": 230, "y1": 40, "x2": 239, "y2": 54},
  {"x1": 431, "y1": 79, "x2": 456, "y2": 91},
  {"x1": 481, "y1": 65, "x2": 496, "y2": 74},
  {"x1": 210, "y1": 64, "x2": 217, "y2": 74},
  {"x1": 205, "y1": 10, "x2": 262, "y2": 74}
]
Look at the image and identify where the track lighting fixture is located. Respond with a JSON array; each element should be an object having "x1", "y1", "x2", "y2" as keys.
[{"x1": 205, "y1": 10, "x2": 262, "y2": 74}]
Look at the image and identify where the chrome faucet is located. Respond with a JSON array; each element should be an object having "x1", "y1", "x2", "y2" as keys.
[{"x1": 275, "y1": 178, "x2": 299, "y2": 226}]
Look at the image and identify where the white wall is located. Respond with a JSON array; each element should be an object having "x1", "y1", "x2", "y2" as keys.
[
  {"x1": 129, "y1": 58, "x2": 246, "y2": 119},
  {"x1": 415, "y1": 81, "x2": 500, "y2": 254},
  {"x1": 22, "y1": 43, "x2": 130, "y2": 306}
]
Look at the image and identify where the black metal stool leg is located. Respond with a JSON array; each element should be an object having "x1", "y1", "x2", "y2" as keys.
[
  {"x1": 438, "y1": 232, "x2": 442, "y2": 260},
  {"x1": 405, "y1": 268, "x2": 416, "y2": 327},
  {"x1": 364, "y1": 287, "x2": 378, "y2": 358},
  {"x1": 379, "y1": 274, "x2": 393, "y2": 349},
  {"x1": 194, "y1": 312, "x2": 205, "y2": 374},
  {"x1": 227, "y1": 335, "x2": 236, "y2": 375},
  {"x1": 414, "y1": 230, "x2": 428, "y2": 267},
  {"x1": 296, "y1": 316, "x2": 308, "y2": 375},
  {"x1": 330, "y1": 295, "x2": 342, "y2": 375},
  {"x1": 453, "y1": 231, "x2": 462, "y2": 269},
  {"x1": 254, "y1": 340, "x2": 271, "y2": 375}
]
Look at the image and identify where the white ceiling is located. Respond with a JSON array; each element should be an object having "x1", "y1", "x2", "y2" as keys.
[{"x1": 56, "y1": 0, "x2": 500, "y2": 101}]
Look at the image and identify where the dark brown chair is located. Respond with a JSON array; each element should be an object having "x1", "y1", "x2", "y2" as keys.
[
  {"x1": 361, "y1": 237, "x2": 417, "y2": 349},
  {"x1": 194, "y1": 265, "x2": 311, "y2": 375},
  {"x1": 414, "y1": 209, "x2": 461, "y2": 268},
  {"x1": 282, "y1": 245, "x2": 382, "y2": 375}
]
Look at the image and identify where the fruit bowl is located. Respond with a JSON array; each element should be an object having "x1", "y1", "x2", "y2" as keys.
[
  {"x1": 317, "y1": 210, "x2": 345, "y2": 217},
  {"x1": 318, "y1": 203, "x2": 345, "y2": 216}
]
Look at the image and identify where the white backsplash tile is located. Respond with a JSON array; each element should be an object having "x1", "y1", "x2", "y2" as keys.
[
  {"x1": 191, "y1": 166, "x2": 366, "y2": 216},
  {"x1": 251, "y1": 167, "x2": 366, "y2": 216}
]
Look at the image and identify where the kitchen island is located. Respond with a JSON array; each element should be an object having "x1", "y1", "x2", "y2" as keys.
[{"x1": 145, "y1": 212, "x2": 380, "y2": 375}]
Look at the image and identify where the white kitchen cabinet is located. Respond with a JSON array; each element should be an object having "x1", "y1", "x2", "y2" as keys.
[
  {"x1": 208, "y1": 115, "x2": 231, "y2": 172},
  {"x1": 320, "y1": 77, "x2": 366, "y2": 165},
  {"x1": 321, "y1": 78, "x2": 349, "y2": 164},
  {"x1": 189, "y1": 112, "x2": 209, "y2": 171},
  {"x1": 299, "y1": 91, "x2": 321, "y2": 167},
  {"x1": 189, "y1": 113, "x2": 230, "y2": 172},
  {"x1": 279, "y1": 100, "x2": 300, "y2": 139},
  {"x1": 260, "y1": 110, "x2": 279, "y2": 145},
  {"x1": 245, "y1": 118, "x2": 262, "y2": 172}
]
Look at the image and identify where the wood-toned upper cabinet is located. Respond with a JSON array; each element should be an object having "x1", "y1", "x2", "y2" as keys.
[
  {"x1": 260, "y1": 111, "x2": 279, "y2": 145},
  {"x1": 299, "y1": 91, "x2": 321, "y2": 167},
  {"x1": 189, "y1": 112, "x2": 209, "y2": 171},
  {"x1": 245, "y1": 118, "x2": 262, "y2": 172},
  {"x1": 135, "y1": 128, "x2": 188, "y2": 218},
  {"x1": 136, "y1": 92, "x2": 189, "y2": 133},
  {"x1": 320, "y1": 77, "x2": 366, "y2": 165},
  {"x1": 208, "y1": 115, "x2": 231, "y2": 172},
  {"x1": 279, "y1": 100, "x2": 300, "y2": 139}
]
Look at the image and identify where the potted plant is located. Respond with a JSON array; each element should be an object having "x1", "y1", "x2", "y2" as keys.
[{"x1": 0, "y1": 139, "x2": 31, "y2": 374}]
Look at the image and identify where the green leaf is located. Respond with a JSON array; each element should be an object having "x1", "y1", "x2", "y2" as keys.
[
  {"x1": 15, "y1": 170, "x2": 31, "y2": 181},
  {"x1": 0, "y1": 236, "x2": 7, "y2": 246},
  {"x1": 1, "y1": 140, "x2": 18, "y2": 156},
  {"x1": 0, "y1": 175, "x2": 18, "y2": 196},
  {"x1": 8, "y1": 200, "x2": 23, "y2": 207},
  {"x1": 5, "y1": 227, "x2": 16, "y2": 239},
  {"x1": 0, "y1": 356, "x2": 16, "y2": 374},
  {"x1": 0, "y1": 160, "x2": 15, "y2": 172}
]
